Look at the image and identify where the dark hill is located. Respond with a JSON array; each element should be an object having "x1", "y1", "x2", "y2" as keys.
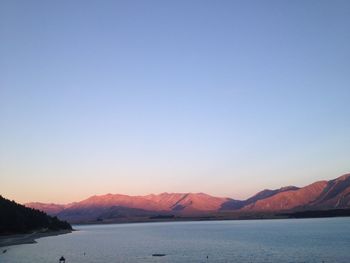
[{"x1": 0, "y1": 195, "x2": 72, "y2": 235}]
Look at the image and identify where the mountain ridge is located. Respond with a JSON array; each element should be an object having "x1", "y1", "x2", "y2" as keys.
[{"x1": 25, "y1": 173, "x2": 350, "y2": 223}]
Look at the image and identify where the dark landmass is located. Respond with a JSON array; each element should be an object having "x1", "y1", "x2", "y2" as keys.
[
  {"x1": 78, "y1": 211, "x2": 284, "y2": 225},
  {"x1": 0, "y1": 195, "x2": 73, "y2": 247},
  {"x1": 76, "y1": 208, "x2": 350, "y2": 225},
  {"x1": 279, "y1": 208, "x2": 350, "y2": 219},
  {"x1": 0, "y1": 195, "x2": 72, "y2": 235},
  {"x1": 149, "y1": 215, "x2": 175, "y2": 219}
]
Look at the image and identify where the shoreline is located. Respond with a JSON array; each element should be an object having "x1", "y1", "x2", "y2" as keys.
[
  {"x1": 0, "y1": 229, "x2": 73, "y2": 248},
  {"x1": 73, "y1": 212, "x2": 350, "y2": 227}
]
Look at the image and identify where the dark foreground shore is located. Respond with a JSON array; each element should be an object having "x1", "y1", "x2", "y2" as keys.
[{"x1": 0, "y1": 229, "x2": 72, "y2": 248}]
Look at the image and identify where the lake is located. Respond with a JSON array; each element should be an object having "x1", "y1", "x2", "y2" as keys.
[{"x1": 1, "y1": 218, "x2": 350, "y2": 263}]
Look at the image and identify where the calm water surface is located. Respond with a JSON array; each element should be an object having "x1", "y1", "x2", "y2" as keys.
[{"x1": 1, "y1": 218, "x2": 350, "y2": 263}]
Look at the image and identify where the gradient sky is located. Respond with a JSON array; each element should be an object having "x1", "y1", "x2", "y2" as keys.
[{"x1": 1, "y1": 0, "x2": 350, "y2": 204}]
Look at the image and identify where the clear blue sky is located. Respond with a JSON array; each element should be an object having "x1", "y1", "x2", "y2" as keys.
[{"x1": 1, "y1": 0, "x2": 350, "y2": 203}]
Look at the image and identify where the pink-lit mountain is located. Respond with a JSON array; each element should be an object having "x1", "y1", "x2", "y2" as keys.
[{"x1": 25, "y1": 173, "x2": 350, "y2": 223}]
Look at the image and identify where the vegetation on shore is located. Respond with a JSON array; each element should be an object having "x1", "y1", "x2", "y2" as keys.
[{"x1": 0, "y1": 195, "x2": 72, "y2": 235}]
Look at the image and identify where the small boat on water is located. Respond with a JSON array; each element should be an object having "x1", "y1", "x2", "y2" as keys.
[{"x1": 152, "y1": 253, "x2": 166, "y2": 257}]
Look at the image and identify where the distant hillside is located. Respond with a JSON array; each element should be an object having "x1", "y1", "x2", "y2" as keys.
[
  {"x1": 0, "y1": 196, "x2": 72, "y2": 235},
  {"x1": 220, "y1": 186, "x2": 300, "y2": 210},
  {"x1": 25, "y1": 173, "x2": 350, "y2": 223},
  {"x1": 307, "y1": 173, "x2": 350, "y2": 209},
  {"x1": 241, "y1": 174, "x2": 350, "y2": 212},
  {"x1": 29, "y1": 193, "x2": 230, "y2": 223},
  {"x1": 24, "y1": 202, "x2": 67, "y2": 215},
  {"x1": 241, "y1": 181, "x2": 328, "y2": 211}
]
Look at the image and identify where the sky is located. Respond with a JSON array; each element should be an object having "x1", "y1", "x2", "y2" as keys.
[{"x1": 1, "y1": 0, "x2": 350, "y2": 204}]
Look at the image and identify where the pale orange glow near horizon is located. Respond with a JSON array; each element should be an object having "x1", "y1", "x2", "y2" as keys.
[{"x1": 3, "y1": 168, "x2": 349, "y2": 205}]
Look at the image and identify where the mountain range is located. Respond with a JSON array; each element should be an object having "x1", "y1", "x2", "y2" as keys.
[{"x1": 25, "y1": 173, "x2": 350, "y2": 223}]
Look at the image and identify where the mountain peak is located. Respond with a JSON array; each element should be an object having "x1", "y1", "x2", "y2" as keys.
[{"x1": 335, "y1": 173, "x2": 350, "y2": 181}]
